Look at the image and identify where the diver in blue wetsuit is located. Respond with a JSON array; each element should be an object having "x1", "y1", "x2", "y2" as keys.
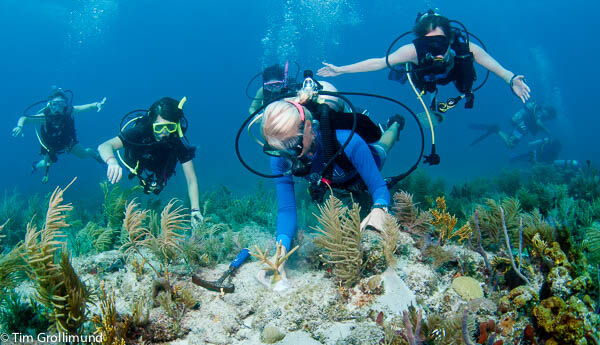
[{"x1": 258, "y1": 85, "x2": 404, "y2": 288}]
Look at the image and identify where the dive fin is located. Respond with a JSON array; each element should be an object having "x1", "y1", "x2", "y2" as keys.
[
  {"x1": 416, "y1": 111, "x2": 444, "y2": 129},
  {"x1": 468, "y1": 124, "x2": 499, "y2": 146}
]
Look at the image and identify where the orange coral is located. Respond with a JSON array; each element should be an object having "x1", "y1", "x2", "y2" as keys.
[
  {"x1": 429, "y1": 196, "x2": 472, "y2": 245},
  {"x1": 499, "y1": 315, "x2": 515, "y2": 336}
]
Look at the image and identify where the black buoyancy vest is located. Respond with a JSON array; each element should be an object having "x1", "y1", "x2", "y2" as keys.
[
  {"x1": 41, "y1": 107, "x2": 76, "y2": 150},
  {"x1": 412, "y1": 30, "x2": 476, "y2": 95},
  {"x1": 305, "y1": 102, "x2": 382, "y2": 178}
]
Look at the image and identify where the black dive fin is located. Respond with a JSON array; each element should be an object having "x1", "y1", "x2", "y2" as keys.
[{"x1": 469, "y1": 124, "x2": 499, "y2": 146}]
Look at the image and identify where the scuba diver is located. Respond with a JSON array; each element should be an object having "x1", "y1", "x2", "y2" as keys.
[
  {"x1": 253, "y1": 78, "x2": 406, "y2": 290},
  {"x1": 509, "y1": 137, "x2": 579, "y2": 171},
  {"x1": 249, "y1": 63, "x2": 298, "y2": 115},
  {"x1": 317, "y1": 9, "x2": 531, "y2": 114},
  {"x1": 97, "y1": 97, "x2": 203, "y2": 228},
  {"x1": 248, "y1": 62, "x2": 348, "y2": 114},
  {"x1": 11, "y1": 87, "x2": 107, "y2": 183},
  {"x1": 469, "y1": 101, "x2": 557, "y2": 148}
]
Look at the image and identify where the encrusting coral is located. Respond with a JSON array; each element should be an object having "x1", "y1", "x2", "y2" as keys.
[{"x1": 312, "y1": 194, "x2": 363, "y2": 287}]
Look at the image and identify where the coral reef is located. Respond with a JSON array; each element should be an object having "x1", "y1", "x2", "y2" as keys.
[{"x1": 1, "y1": 158, "x2": 599, "y2": 345}]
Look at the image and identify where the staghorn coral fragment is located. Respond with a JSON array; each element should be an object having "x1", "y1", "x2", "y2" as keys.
[{"x1": 251, "y1": 241, "x2": 298, "y2": 284}]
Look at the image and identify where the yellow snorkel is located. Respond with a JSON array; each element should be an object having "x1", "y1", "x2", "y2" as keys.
[{"x1": 176, "y1": 96, "x2": 187, "y2": 137}]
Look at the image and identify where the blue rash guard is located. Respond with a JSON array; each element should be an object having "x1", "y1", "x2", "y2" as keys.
[{"x1": 271, "y1": 129, "x2": 390, "y2": 250}]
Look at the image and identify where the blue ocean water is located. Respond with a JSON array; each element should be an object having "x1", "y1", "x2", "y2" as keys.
[{"x1": 0, "y1": 0, "x2": 596, "y2": 200}]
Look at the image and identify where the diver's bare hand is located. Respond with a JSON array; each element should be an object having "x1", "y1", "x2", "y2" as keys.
[
  {"x1": 318, "y1": 62, "x2": 342, "y2": 77},
  {"x1": 11, "y1": 126, "x2": 23, "y2": 137},
  {"x1": 106, "y1": 159, "x2": 122, "y2": 184},
  {"x1": 191, "y1": 209, "x2": 204, "y2": 229},
  {"x1": 511, "y1": 75, "x2": 531, "y2": 103},
  {"x1": 96, "y1": 97, "x2": 107, "y2": 112}
]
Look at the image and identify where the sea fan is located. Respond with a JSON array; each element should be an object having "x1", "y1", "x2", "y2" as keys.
[{"x1": 584, "y1": 222, "x2": 600, "y2": 264}]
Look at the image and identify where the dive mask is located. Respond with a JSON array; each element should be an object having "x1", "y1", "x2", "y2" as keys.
[
  {"x1": 263, "y1": 80, "x2": 285, "y2": 93},
  {"x1": 153, "y1": 121, "x2": 180, "y2": 135},
  {"x1": 415, "y1": 35, "x2": 450, "y2": 60},
  {"x1": 48, "y1": 98, "x2": 67, "y2": 114}
]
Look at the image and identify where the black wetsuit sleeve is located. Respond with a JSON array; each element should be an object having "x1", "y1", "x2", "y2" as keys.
[{"x1": 177, "y1": 142, "x2": 196, "y2": 164}]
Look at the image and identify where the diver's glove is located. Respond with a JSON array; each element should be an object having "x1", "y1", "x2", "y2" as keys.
[
  {"x1": 191, "y1": 209, "x2": 204, "y2": 229},
  {"x1": 96, "y1": 97, "x2": 107, "y2": 112},
  {"x1": 360, "y1": 204, "x2": 389, "y2": 232}
]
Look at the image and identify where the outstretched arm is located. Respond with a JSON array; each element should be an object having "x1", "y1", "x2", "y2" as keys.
[
  {"x1": 470, "y1": 43, "x2": 530, "y2": 103},
  {"x1": 98, "y1": 136, "x2": 123, "y2": 184},
  {"x1": 12, "y1": 114, "x2": 44, "y2": 137},
  {"x1": 317, "y1": 44, "x2": 417, "y2": 77},
  {"x1": 73, "y1": 97, "x2": 107, "y2": 114}
]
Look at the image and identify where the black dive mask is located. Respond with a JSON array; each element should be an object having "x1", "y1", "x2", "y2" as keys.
[
  {"x1": 415, "y1": 35, "x2": 450, "y2": 58},
  {"x1": 263, "y1": 142, "x2": 313, "y2": 177}
]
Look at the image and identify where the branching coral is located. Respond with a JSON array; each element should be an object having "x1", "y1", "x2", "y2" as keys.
[
  {"x1": 402, "y1": 308, "x2": 423, "y2": 345},
  {"x1": 0, "y1": 292, "x2": 51, "y2": 336},
  {"x1": 251, "y1": 242, "x2": 298, "y2": 284},
  {"x1": 0, "y1": 220, "x2": 27, "y2": 292},
  {"x1": 475, "y1": 198, "x2": 521, "y2": 243},
  {"x1": 500, "y1": 207, "x2": 530, "y2": 285},
  {"x1": 22, "y1": 179, "x2": 91, "y2": 334},
  {"x1": 392, "y1": 191, "x2": 432, "y2": 236},
  {"x1": 312, "y1": 194, "x2": 363, "y2": 286},
  {"x1": 430, "y1": 196, "x2": 472, "y2": 245},
  {"x1": 382, "y1": 213, "x2": 400, "y2": 268},
  {"x1": 121, "y1": 199, "x2": 188, "y2": 288},
  {"x1": 468, "y1": 210, "x2": 490, "y2": 272},
  {"x1": 101, "y1": 181, "x2": 142, "y2": 229},
  {"x1": 92, "y1": 281, "x2": 129, "y2": 345}
]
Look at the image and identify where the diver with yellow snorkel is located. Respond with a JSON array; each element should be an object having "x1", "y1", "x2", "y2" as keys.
[
  {"x1": 97, "y1": 96, "x2": 203, "y2": 228},
  {"x1": 11, "y1": 86, "x2": 107, "y2": 183}
]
